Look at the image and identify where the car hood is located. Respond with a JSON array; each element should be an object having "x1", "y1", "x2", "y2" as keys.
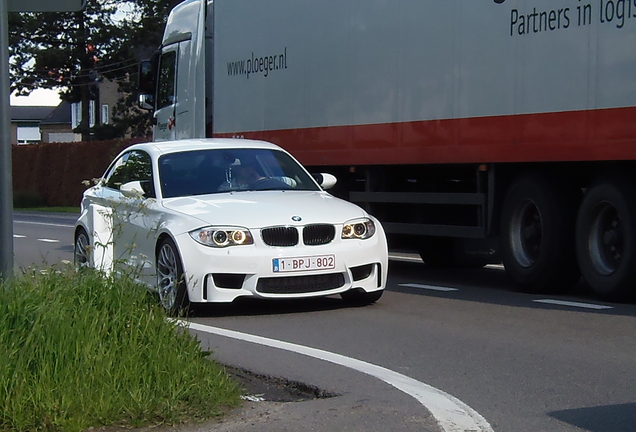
[{"x1": 162, "y1": 191, "x2": 369, "y2": 228}]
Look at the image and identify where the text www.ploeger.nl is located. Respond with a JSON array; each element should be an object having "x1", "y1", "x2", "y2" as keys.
[{"x1": 226, "y1": 48, "x2": 287, "y2": 79}]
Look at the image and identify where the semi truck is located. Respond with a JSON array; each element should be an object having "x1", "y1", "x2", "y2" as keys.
[{"x1": 138, "y1": 0, "x2": 636, "y2": 302}]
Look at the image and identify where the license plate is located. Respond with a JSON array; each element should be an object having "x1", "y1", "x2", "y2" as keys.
[{"x1": 273, "y1": 255, "x2": 336, "y2": 273}]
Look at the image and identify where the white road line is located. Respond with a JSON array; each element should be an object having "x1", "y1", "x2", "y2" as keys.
[
  {"x1": 14, "y1": 220, "x2": 73, "y2": 228},
  {"x1": 399, "y1": 283, "x2": 459, "y2": 292},
  {"x1": 180, "y1": 321, "x2": 493, "y2": 432},
  {"x1": 37, "y1": 239, "x2": 60, "y2": 243},
  {"x1": 533, "y1": 299, "x2": 613, "y2": 310},
  {"x1": 13, "y1": 234, "x2": 26, "y2": 238}
]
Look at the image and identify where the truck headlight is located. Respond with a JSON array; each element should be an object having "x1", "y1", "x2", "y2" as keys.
[
  {"x1": 190, "y1": 227, "x2": 254, "y2": 247},
  {"x1": 342, "y1": 218, "x2": 376, "y2": 240}
]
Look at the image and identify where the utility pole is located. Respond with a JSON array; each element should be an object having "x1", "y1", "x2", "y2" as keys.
[
  {"x1": 0, "y1": 0, "x2": 12, "y2": 281},
  {"x1": 1, "y1": 0, "x2": 87, "y2": 281}
]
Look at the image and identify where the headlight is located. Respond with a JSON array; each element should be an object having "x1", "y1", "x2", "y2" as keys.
[
  {"x1": 342, "y1": 218, "x2": 376, "y2": 240},
  {"x1": 190, "y1": 227, "x2": 254, "y2": 247}
]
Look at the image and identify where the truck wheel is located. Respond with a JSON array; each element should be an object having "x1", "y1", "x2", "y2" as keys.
[
  {"x1": 575, "y1": 175, "x2": 636, "y2": 302},
  {"x1": 418, "y1": 237, "x2": 454, "y2": 267},
  {"x1": 500, "y1": 173, "x2": 579, "y2": 292}
]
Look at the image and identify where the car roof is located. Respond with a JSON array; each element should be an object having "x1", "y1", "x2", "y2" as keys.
[{"x1": 125, "y1": 138, "x2": 285, "y2": 157}]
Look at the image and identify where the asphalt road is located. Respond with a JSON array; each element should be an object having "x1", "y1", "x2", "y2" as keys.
[
  {"x1": 12, "y1": 211, "x2": 77, "y2": 270},
  {"x1": 12, "y1": 211, "x2": 636, "y2": 432}
]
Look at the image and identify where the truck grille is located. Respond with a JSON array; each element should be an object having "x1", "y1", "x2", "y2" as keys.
[
  {"x1": 261, "y1": 227, "x2": 299, "y2": 246},
  {"x1": 303, "y1": 224, "x2": 336, "y2": 245},
  {"x1": 256, "y1": 273, "x2": 346, "y2": 294}
]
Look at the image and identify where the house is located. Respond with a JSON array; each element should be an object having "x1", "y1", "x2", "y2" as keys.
[
  {"x1": 9, "y1": 106, "x2": 54, "y2": 144},
  {"x1": 40, "y1": 101, "x2": 81, "y2": 143},
  {"x1": 10, "y1": 77, "x2": 124, "y2": 144},
  {"x1": 70, "y1": 77, "x2": 119, "y2": 134}
]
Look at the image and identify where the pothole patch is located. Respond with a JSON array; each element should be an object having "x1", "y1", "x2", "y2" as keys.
[{"x1": 224, "y1": 364, "x2": 339, "y2": 403}]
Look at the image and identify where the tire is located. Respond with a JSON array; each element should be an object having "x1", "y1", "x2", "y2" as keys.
[
  {"x1": 418, "y1": 237, "x2": 454, "y2": 268},
  {"x1": 74, "y1": 227, "x2": 90, "y2": 269},
  {"x1": 575, "y1": 175, "x2": 636, "y2": 302},
  {"x1": 500, "y1": 173, "x2": 580, "y2": 292},
  {"x1": 156, "y1": 237, "x2": 190, "y2": 315},
  {"x1": 341, "y1": 289, "x2": 383, "y2": 306}
]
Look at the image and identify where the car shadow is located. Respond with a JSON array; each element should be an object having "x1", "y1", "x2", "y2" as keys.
[{"x1": 189, "y1": 295, "x2": 360, "y2": 318}]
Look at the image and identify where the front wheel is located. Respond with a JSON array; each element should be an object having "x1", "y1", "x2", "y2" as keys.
[
  {"x1": 156, "y1": 237, "x2": 190, "y2": 315},
  {"x1": 575, "y1": 175, "x2": 636, "y2": 302}
]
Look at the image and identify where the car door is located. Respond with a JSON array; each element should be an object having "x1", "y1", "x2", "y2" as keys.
[
  {"x1": 119, "y1": 151, "x2": 163, "y2": 283},
  {"x1": 101, "y1": 150, "x2": 161, "y2": 281}
]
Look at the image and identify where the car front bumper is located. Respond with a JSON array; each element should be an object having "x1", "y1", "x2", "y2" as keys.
[{"x1": 174, "y1": 226, "x2": 388, "y2": 303}]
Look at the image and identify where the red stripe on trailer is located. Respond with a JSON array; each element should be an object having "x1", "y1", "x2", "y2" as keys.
[{"x1": 214, "y1": 106, "x2": 636, "y2": 166}]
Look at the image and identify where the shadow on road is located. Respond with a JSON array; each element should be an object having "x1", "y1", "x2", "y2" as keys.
[
  {"x1": 189, "y1": 295, "x2": 359, "y2": 318},
  {"x1": 387, "y1": 260, "x2": 636, "y2": 317},
  {"x1": 549, "y1": 402, "x2": 636, "y2": 432}
]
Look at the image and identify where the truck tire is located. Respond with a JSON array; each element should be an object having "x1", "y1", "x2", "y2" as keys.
[
  {"x1": 418, "y1": 237, "x2": 454, "y2": 267},
  {"x1": 575, "y1": 175, "x2": 636, "y2": 302},
  {"x1": 500, "y1": 173, "x2": 579, "y2": 292}
]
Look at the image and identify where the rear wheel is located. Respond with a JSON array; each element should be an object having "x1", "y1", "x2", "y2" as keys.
[
  {"x1": 156, "y1": 237, "x2": 190, "y2": 315},
  {"x1": 500, "y1": 173, "x2": 579, "y2": 292},
  {"x1": 575, "y1": 175, "x2": 636, "y2": 302}
]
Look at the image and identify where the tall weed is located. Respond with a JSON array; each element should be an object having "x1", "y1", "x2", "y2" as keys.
[{"x1": 0, "y1": 268, "x2": 240, "y2": 432}]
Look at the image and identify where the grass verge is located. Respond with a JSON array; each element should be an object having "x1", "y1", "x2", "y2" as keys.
[{"x1": 0, "y1": 267, "x2": 241, "y2": 432}]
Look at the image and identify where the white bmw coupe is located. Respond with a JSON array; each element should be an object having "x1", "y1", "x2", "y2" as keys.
[{"x1": 74, "y1": 139, "x2": 388, "y2": 314}]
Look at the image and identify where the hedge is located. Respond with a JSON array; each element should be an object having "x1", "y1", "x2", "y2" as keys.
[{"x1": 12, "y1": 138, "x2": 148, "y2": 208}]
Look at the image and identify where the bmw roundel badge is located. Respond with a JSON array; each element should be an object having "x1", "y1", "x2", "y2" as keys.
[{"x1": 292, "y1": 215, "x2": 302, "y2": 222}]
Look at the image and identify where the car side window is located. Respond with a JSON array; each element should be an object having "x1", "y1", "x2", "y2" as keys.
[
  {"x1": 104, "y1": 151, "x2": 153, "y2": 196},
  {"x1": 126, "y1": 151, "x2": 152, "y2": 183},
  {"x1": 104, "y1": 155, "x2": 128, "y2": 190}
]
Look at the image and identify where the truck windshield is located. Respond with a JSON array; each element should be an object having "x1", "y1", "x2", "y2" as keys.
[{"x1": 158, "y1": 148, "x2": 321, "y2": 198}]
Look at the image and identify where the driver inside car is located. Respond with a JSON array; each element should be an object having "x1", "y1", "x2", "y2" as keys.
[{"x1": 235, "y1": 163, "x2": 290, "y2": 190}]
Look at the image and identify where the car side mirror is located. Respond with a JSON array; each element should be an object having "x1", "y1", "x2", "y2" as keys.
[
  {"x1": 120, "y1": 180, "x2": 147, "y2": 198},
  {"x1": 312, "y1": 173, "x2": 337, "y2": 190}
]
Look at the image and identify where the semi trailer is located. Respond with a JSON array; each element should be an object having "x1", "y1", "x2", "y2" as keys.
[{"x1": 138, "y1": 0, "x2": 636, "y2": 301}]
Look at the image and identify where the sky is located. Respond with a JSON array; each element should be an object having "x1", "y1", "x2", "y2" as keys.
[{"x1": 10, "y1": 88, "x2": 62, "y2": 106}]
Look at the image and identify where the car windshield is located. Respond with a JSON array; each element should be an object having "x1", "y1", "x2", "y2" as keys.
[{"x1": 158, "y1": 148, "x2": 321, "y2": 198}]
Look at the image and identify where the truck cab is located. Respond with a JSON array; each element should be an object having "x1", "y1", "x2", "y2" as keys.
[{"x1": 138, "y1": 0, "x2": 208, "y2": 141}]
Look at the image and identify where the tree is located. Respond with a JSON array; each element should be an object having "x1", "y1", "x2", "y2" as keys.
[
  {"x1": 8, "y1": 0, "x2": 180, "y2": 140},
  {"x1": 103, "y1": 0, "x2": 182, "y2": 139}
]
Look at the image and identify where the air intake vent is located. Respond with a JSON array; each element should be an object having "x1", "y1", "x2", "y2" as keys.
[
  {"x1": 212, "y1": 273, "x2": 245, "y2": 289},
  {"x1": 350, "y1": 264, "x2": 373, "y2": 281},
  {"x1": 261, "y1": 226, "x2": 299, "y2": 246},
  {"x1": 256, "y1": 273, "x2": 346, "y2": 294},
  {"x1": 303, "y1": 224, "x2": 336, "y2": 245}
]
